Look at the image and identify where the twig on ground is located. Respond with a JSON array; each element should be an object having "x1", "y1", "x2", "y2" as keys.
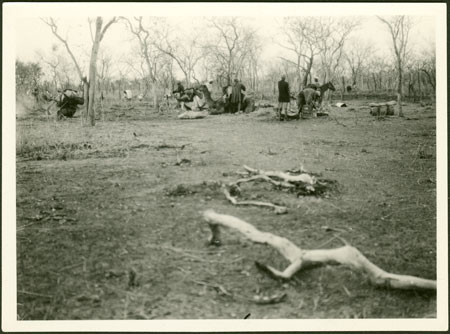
[
  {"x1": 343, "y1": 285, "x2": 352, "y2": 297},
  {"x1": 190, "y1": 279, "x2": 232, "y2": 296},
  {"x1": 18, "y1": 290, "x2": 53, "y2": 299},
  {"x1": 243, "y1": 165, "x2": 316, "y2": 185},
  {"x1": 331, "y1": 115, "x2": 348, "y2": 127},
  {"x1": 234, "y1": 174, "x2": 294, "y2": 189},
  {"x1": 59, "y1": 261, "x2": 84, "y2": 272},
  {"x1": 223, "y1": 186, "x2": 288, "y2": 214},
  {"x1": 315, "y1": 235, "x2": 341, "y2": 249}
]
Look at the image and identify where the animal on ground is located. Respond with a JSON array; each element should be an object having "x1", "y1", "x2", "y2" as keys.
[
  {"x1": 297, "y1": 81, "x2": 336, "y2": 117},
  {"x1": 55, "y1": 89, "x2": 84, "y2": 119},
  {"x1": 219, "y1": 83, "x2": 255, "y2": 114}
]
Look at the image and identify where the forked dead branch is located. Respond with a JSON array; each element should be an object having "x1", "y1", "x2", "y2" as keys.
[
  {"x1": 221, "y1": 165, "x2": 337, "y2": 213},
  {"x1": 203, "y1": 210, "x2": 437, "y2": 291}
]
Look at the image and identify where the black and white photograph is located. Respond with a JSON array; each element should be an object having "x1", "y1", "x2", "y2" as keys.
[{"x1": 2, "y1": 2, "x2": 447, "y2": 332}]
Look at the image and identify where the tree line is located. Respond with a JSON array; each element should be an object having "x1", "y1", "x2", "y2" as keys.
[{"x1": 16, "y1": 15, "x2": 436, "y2": 124}]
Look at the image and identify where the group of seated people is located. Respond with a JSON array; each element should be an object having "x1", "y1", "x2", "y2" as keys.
[
  {"x1": 172, "y1": 79, "x2": 247, "y2": 113},
  {"x1": 172, "y1": 81, "x2": 208, "y2": 111}
]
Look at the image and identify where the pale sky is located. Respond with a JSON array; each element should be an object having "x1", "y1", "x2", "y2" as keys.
[{"x1": 10, "y1": 3, "x2": 437, "y2": 81}]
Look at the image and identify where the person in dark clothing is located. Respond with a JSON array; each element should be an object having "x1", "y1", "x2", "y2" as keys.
[
  {"x1": 230, "y1": 78, "x2": 246, "y2": 113},
  {"x1": 278, "y1": 75, "x2": 290, "y2": 120},
  {"x1": 173, "y1": 81, "x2": 190, "y2": 110},
  {"x1": 173, "y1": 81, "x2": 185, "y2": 95}
]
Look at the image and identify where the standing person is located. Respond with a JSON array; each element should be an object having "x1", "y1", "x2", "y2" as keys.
[
  {"x1": 230, "y1": 78, "x2": 246, "y2": 113},
  {"x1": 278, "y1": 75, "x2": 290, "y2": 121}
]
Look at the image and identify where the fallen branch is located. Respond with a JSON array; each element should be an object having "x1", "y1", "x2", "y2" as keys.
[
  {"x1": 18, "y1": 290, "x2": 53, "y2": 299},
  {"x1": 243, "y1": 165, "x2": 316, "y2": 185},
  {"x1": 190, "y1": 279, "x2": 232, "y2": 296},
  {"x1": 223, "y1": 187, "x2": 288, "y2": 214},
  {"x1": 203, "y1": 210, "x2": 436, "y2": 290},
  {"x1": 234, "y1": 174, "x2": 294, "y2": 189}
]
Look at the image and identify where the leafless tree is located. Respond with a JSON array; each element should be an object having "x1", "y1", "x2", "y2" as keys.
[
  {"x1": 152, "y1": 22, "x2": 204, "y2": 86},
  {"x1": 378, "y1": 15, "x2": 412, "y2": 116},
  {"x1": 42, "y1": 17, "x2": 116, "y2": 125},
  {"x1": 122, "y1": 16, "x2": 161, "y2": 107},
  {"x1": 278, "y1": 17, "x2": 323, "y2": 90},
  {"x1": 37, "y1": 48, "x2": 61, "y2": 91},
  {"x1": 205, "y1": 17, "x2": 259, "y2": 85},
  {"x1": 96, "y1": 50, "x2": 112, "y2": 95},
  {"x1": 344, "y1": 38, "x2": 373, "y2": 88},
  {"x1": 314, "y1": 17, "x2": 360, "y2": 83},
  {"x1": 419, "y1": 45, "x2": 436, "y2": 94},
  {"x1": 38, "y1": 45, "x2": 81, "y2": 92},
  {"x1": 242, "y1": 47, "x2": 261, "y2": 91},
  {"x1": 366, "y1": 55, "x2": 390, "y2": 91}
]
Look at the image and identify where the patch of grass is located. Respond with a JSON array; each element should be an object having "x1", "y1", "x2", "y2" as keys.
[{"x1": 16, "y1": 100, "x2": 437, "y2": 319}]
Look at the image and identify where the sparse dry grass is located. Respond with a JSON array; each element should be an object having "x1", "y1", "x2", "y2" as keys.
[{"x1": 16, "y1": 100, "x2": 437, "y2": 319}]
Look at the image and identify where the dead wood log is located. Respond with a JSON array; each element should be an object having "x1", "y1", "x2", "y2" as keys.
[
  {"x1": 243, "y1": 165, "x2": 316, "y2": 185},
  {"x1": 178, "y1": 110, "x2": 208, "y2": 119},
  {"x1": 222, "y1": 187, "x2": 288, "y2": 214},
  {"x1": 203, "y1": 210, "x2": 436, "y2": 290},
  {"x1": 234, "y1": 174, "x2": 295, "y2": 189}
]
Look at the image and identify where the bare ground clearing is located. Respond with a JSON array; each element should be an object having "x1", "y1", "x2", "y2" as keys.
[{"x1": 16, "y1": 101, "x2": 436, "y2": 319}]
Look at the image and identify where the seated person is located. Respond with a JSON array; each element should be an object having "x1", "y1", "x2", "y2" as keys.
[
  {"x1": 184, "y1": 89, "x2": 208, "y2": 111},
  {"x1": 173, "y1": 81, "x2": 196, "y2": 110}
]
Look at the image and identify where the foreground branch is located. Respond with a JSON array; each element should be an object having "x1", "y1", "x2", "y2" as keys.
[
  {"x1": 203, "y1": 210, "x2": 436, "y2": 290},
  {"x1": 243, "y1": 165, "x2": 316, "y2": 186},
  {"x1": 234, "y1": 174, "x2": 295, "y2": 189},
  {"x1": 222, "y1": 187, "x2": 288, "y2": 214}
]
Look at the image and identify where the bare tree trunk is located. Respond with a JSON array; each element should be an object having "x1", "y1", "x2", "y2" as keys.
[
  {"x1": 88, "y1": 39, "x2": 100, "y2": 126},
  {"x1": 372, "y1": 73, "x2": 378, "y2": 91},
  {"x1": 302, "y1": 57, "x2": 313, "y2": 88},
  {"x1": 152, "y1": 82, "x2": 157, "y2": 108},
  {"x1": 398, "y1": 61, "x2": 403, "y2": 117},
  {"x1": 417, "y1": 68, "x2": 421, "y2": 102},
  {"x1": 83, "y1": 79, "x2": 89, "y2": 125}
]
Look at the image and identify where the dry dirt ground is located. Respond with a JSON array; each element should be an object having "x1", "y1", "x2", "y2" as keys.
[{"x1": 16, "y1": 100, "x2": 437, "y2": 319}]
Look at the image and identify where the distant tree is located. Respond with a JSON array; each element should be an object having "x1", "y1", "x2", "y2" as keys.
[
  {"x1": 37, "y1": 44, "x2": 79, "y2": 91},
  {"x1": 15, "y1": 60, "x2": 42, "y2": 94},
  {"x1": 344, "y1": 38, "x2": 373, "y2": 88},
  {"x1": 122, "y1": 17, "x2": 161, "y2": 107},
  {"x1": 378, "y1": 16, "x2": 412, "y2": 117},
  {"x1": 314, "y1": 17, "x2": 360, "y2": 85},
  {"x1": 419, "y1": 46, "x2": 436, "y2": 94},
  {"x1": 279, "y1": 17, "x2": 322, "y2": 90},
  {"x1": 152, "y1": 21, "x2": 204, "y2": 86},
  {"x1": 96, "y1": 49, "x2": 113, "y2": 97},
  {"x1": 205, "y1": 17, "x2": 259, "y2": 85}
]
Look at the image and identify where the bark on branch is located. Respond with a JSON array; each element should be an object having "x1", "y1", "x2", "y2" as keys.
[
  {"x1": 243, "y1": 165, "x2": 316, "y2": 185},
  {"x1": 203, "y1": 210, "x2": 436, "y2": 290},
  {"x1": 41, "y1": 18, "x2": 86, "y2": 83},
  {"x1": 222, "y1": 186, "x2": 288, "y2": 214}
]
